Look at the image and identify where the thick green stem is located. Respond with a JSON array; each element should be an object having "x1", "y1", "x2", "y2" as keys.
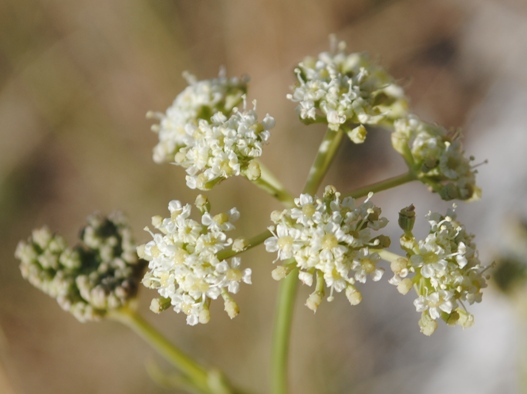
[
  {"x1": 271, "y1": 267, "x2": 299, "y2": 394},
  {"x1": 303, "y1": 129, "x2": 344, "y2": 195},
  {"x1": 271, "y1": 128, "x2": 344, "y2": 394},
  {"x1": 251, "y1": 160, "x2": 295, "y2": 207},
  {"x1": 347, "y1": 171, "x2": 416, "y2": 199},
  {"x1": 111, "y1": 307, "x2": 234, "y2": 394}
]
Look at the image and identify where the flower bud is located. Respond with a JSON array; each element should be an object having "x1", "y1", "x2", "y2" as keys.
[{"x1": 398, "y1": 204, "x2": 416, "y2": 234}]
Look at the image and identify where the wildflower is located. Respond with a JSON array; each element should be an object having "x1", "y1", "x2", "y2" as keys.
[
  {"x1": 176, "y1": 103, "x2": 274, "y2": 190},
  {"x1": 287, "y1": 39, "x2": 407, "y2": 138},
  {"x1": 138, "y1": 196, "x2": 251, "y2": 325},
  {"x1": 391, "y1": 115, "x2": 481, "y2": 201},
  {"x1": 15, "y1": 213, "x2": 146, "y2": 322},
  {"x1": 390, "y1": 206, "x2": 487, "y2": 335},
  {"x1": 265, "y1": 186, "x2": 389, "y2": 311},
  {"x1": 149, "y1": 71, "x2": 275, "y2": 190},
  {"x1": 150, "y1": 70, "x2": 248, "y2": 164}
]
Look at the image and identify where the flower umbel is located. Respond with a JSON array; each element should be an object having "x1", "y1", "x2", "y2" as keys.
[
  {"x1": 138, "y1": 195, "x2": 251, "y2": 325},
  {"x1": 391, "y1": 115, "x2": 480, "y2": 201},
  {"x1": 287, "y1": 39, "x2": 407, "y2": 138},
  {"x1": 177, "y1": 103, "x2": 274, "y2": 190},
  {"x1": 265, "y1": 186, "x2": 389, "y2": 311},
  {"x1": 149, "y1": 71, "x2": 275, "y2": 190},
  {"x1": 390, "y1": 206, "x2": 487, "y2": 335},
  {"x1": 15, "y1": 213, "x2": 146, "y2": 322},
  {"x1": 150, "y1": 70, "x2": 248, "y2": 164}
]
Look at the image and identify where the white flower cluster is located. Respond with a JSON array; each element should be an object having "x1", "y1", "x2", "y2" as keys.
[
  {"x1": 150, "y1": 71, "x2": 275, "y2": 190},
  {"x1": 138, "y1": 196, "x2": 251, "y2": 325},
  {"x1": 391, "y1": 115, "x2": 480, "y2": 201},
  {"x1": 287, "y1": 40, "x2": 407, "y2": 137},
  {"x1": 150, "y1": 71, "x2": 247, "y2": 164},
  {"x1": 265, "y1": 186, "x2": 389, "y2": 311},
  {"x1": 176, "y1": 106, "x2": 274, "y2": 190},
  {"x1": 389, "y1": 206, "x2": 487, "y2": 335},
  {"x1": 15, "y1": 213, "x2": 146, "y2": 322}
]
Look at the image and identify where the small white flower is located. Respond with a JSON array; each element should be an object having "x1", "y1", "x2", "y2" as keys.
[
  {"x1": 265, "y1": 186, "x2": 389, "y2": 310},
  {"x1": 139, "y1": 196, "x2": 251, "y2": 325}
]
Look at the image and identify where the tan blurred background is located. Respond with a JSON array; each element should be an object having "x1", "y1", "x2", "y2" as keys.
[{"x1": 2, "y1": 0, "x2": 527, "y2": 393}]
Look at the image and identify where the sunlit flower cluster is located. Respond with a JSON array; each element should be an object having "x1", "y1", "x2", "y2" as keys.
[
  {"x1": 149, "y1": 72, "x2": 274, "y2": 190},
  {"x1": 391, "y1": 115, "x2": 480, "y2": 201},
  {"x1": 15, "y1": 213, "x2": 146, "y2": 322},
  {"x1": 150, "y1": 71, "x2": 247, "y2": 164},
  {"x1": 176, "y1": 104, "x2": 274, "y2": 190},
  {"x1": 287, "y1": 39, "x2": 407, "y2": 138},
  {"x1": 265, "y1": 186, "x2": 389, "y2": 311},
  {"x1": 389, "y1": 206, "x2": 487, "y2": 335},
  {"x1": 138, "y1": 196, "x2": 251, "y2": 325}
]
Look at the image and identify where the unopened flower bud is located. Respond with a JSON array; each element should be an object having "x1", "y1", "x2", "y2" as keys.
[
  {"x1": 232, "y1": 238, "x2": 247, "y2": 253},
  {"x1": 419, "y1": 313, "x2": 438, "y2": 336},
  {"x1": 398, "y1": 204, "x2": 416, "y2": 234},
  {"x1": 345, "y1": 285, "x2": 362, "y2": 306},
  {"x1": 245, "y1": 160, "x2": 261, "y2": 181},
  {"x1": 397, "y1": 278, "x2": 413, "y2": 295},
  {"x1": 347, "y1": 124, "x2": 367, "y2": 144},
  {"x1": 223, "y1": 295, "x2": 239, "y2": 319},
  {"x1": 306, "y1": 292, "x2": 323, "y2": 312},
  {"x1": 195, "y1": 194, "x2": 210, "y2": 213},
  {"x1": 150, "y1": 297, "x2": 172, "y2": 314},
  {"x1": 16, "y1": 213, "x2": 147, "y2": 322}
]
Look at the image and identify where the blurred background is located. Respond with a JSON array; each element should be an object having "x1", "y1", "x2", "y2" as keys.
[{"x1": 2, "y1": 0, "x2": 527, "y2": 393}]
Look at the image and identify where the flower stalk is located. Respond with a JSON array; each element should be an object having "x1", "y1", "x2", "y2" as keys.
[
  {"x1": 303, "y1": 128, "x2": 344, "y2": 195},
  {"x1": 347, "y1": 171, "x2": 416, "y2": 199},
  {"x1": 271, "y1": 267, "x2": 299, "y2": 394},
  {"x1": 271, "y1": 127, "x2": 346, "y2": 394},
  {"x1": 251, "y1": 160, "x2": 295, "y2": 206},
  {"x1": 111, "y1": 307, "x2": 237, "y2": 394}
]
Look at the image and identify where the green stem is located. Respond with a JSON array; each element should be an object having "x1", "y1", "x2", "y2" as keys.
[
  {"x1": 270, "y1": 128, "x2": 344, "y2": 394},
  {"x1": 271, "y1": 267, "x2": 299, "y2": 394},
  {"x1": 111, "y1": 307, "x2": 235, "y2": 394},
  {"x1": 303, "y1": 128, "x2": 344, "y2": 195},
  {"x1": 251, "y1": 160, "x2": 295, "y2": 207},
  {"x1": 347, "y1": 171, "x2": 417, "y2": 199},
  {"x1": 217, "y1": 229, "x2": 272, "y2": 261}
]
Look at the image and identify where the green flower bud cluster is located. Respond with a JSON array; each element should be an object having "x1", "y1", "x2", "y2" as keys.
[
  {"x1": 392, "y1": 115, "x2": 480, "y2": 201},
  {"x1": 15, "y1": 213, "x2": 146, "y2": 322}
]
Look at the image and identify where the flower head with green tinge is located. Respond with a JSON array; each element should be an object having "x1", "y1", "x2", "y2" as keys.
[
  {"x1": 287, "y1": 39, "x2": 407, "y2": 138},
  {"x1": 138, "y1": 196, "x2": 251, "y2": 325},
  {"x1": 15, "y1": 213, "x2": 146, "y2": 322},
  {"x1": 390, "y1": 206, "x2": 487, "y2": 335},
  {"x1": 392, "y1": 115, "x2": 480, "y2": 201},
  {"x1": 265, "y1": 186, "x2": 389, "y2": 311}
]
